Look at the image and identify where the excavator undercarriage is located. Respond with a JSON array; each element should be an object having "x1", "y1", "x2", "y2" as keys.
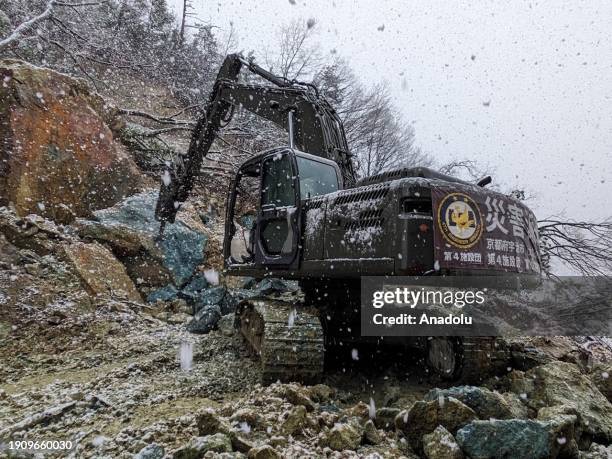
[
  {"x1": 236, "y1": 299, "x2": 324, "y2": 385},
  {"x1": 236, "y1": 284, "x2": 511, "y2": 384}
]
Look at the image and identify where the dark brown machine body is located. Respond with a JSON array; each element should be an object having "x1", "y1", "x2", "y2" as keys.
[
  {"x1": 222, "y1": 148, "x2": 540, "y2": 282},
  {"x1": 155, "y1": 55, "x2": 541, "y2": 383}
]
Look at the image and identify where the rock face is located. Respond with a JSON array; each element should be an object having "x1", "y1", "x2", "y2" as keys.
[
  {"x1": 456, "y1": 417, "x2": 578, "y2": 459},
  {"x1": 62, "y1": 242, "x2": 141, "y2": 302},
  {"x1": 0, "y1": 60, "x2": 142, "y2": 223},
  {"x1": 395, "y1": 397, "x2": 478, "y2": 451},
  {"x1": 83, "y1": 190, "x2": 208, "y2": 287}
]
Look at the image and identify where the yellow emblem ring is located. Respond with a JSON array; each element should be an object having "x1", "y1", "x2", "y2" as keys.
[{"x1": 437, "y1": 192, "x2": 484, "y2": 249}]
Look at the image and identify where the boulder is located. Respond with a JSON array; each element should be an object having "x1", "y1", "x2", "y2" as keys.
[
  {"x1": 186, "y1": 305, "x2": 222, "y2": 334},
  {"x1": 0, "y1": 60, "x2": 142, "y2": 223},
  {"x1": 579, "y1": 443, "x2": 612, "y2": 459},
  {"x1": 346, "y1": 401, "x2": 370, "y2": 419},
  {"x1": 425, "y1": 386, "x2": 526, "y2": 420},
  {"x1": 0, "y1": 232, "x2": 20, "y2": 266},
  {"x1": 537, "y1": 405, "x2": 593, "y2": 450},
  {"x1": 240, "y1": 277, "x2": 258, "y2": 289},
  {"x1": 192, "y1": 286, "x2": 238, "y2": 316},
  {"x1": 196, "y1": 408, "x2": 230, "y2": 436},
  {"x1": 307, "y1": 384, "x2": 335, "y2": 403},
  {"x1": 321, "y1": 420, "x2": 363, "y2": 451},
  {"x1": 422, "y1": 426, "x2": 463, "y2": 459},
  {"x1": 147, "y1": 284, "x2": 180, "y2": 303},
  {"x1": 363, "y1": 419, "x2": 382, "y2": 445},
  {"x1": 279, "y1": 385, "x2": 316, "y2": 412},
  {"x1": 229, "y1": 432, "x2": 255, "y2": 453},
  {"x1": 230, "y1": 408, "x2": 262, "y2": 427},
  {"x1": 281, "y1": 405, "x2": 307, "y2": 437},
  {"x1": 525, "y1": 361, "x2": 612, "y2": 443},
  {"x1": 173, "y1": 433, "x2": 232, "y2": 458},
  {"x1": 247, "y1": 445, "x2": 281, "y2": 459},
  {"x1": 373, "y1": 407, "x2": 401, "y2": 431},
  {"x1": 253, "y1": 278, "x2": 298, "y2": 296},
  {"x1": 498, "y1": 369, "x2": 536, "y2": 395},
  {"x1": 0, "y1": 207, "x2": 65, "y2": 255},
  {"x1": 88, "y1": 190, "x2": 208, "y2": 287},
  {"x1": 395, "y1": 397, "x2": 477, "y2": 451},
  {"x1": 179, "y1": 272, "x2": 210, "y2": 305},
  {"x1": 502, "y1": 392, "x2": 531, "y2": 419},
  {"x1": 62, "y1": 242, "x2": 141, "y2": 302},
  {"x1": 134, "y1": 443, "x2": 165, "y2": 459},
  {"x1": 217, "y1": 313, "x2": 236, "y2": 337},
  {"x1": 456, "y1": 416, "x2": 578, "y2": 459}
]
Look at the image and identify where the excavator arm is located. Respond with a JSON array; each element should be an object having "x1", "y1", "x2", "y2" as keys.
[{"x1": 155, "y1": 54, "x2": 355, "y2": 228}]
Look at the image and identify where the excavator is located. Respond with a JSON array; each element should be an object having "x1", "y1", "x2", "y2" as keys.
[{"x1": 155, "y1": 54, "x2": 542, "y2": 383}]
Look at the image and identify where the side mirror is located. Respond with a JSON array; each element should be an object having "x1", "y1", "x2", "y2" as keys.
[{"x1": 477, "y1": 176, "x2": 492, "y2": 187}]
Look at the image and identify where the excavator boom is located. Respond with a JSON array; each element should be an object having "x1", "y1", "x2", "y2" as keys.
[{"x1": 155, "y1": 54, "x2": 355, "y2": 227}]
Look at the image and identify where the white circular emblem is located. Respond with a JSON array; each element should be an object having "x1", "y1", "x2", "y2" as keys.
[{"x1": 438, "y1": 193, "x2": 483, "y2": 248}]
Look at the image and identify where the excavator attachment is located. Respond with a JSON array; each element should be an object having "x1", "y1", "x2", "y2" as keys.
[{"x1": 155, "y1": 54, "x2": 355, "y2": 230}]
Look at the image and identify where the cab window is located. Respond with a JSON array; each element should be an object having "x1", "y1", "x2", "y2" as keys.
[
  {"x1": 297, "y1": 156, "x2": 339, "y2": 199},
  {"x1": 261, "y1": 153, "x2": 296, "y2": 207}
]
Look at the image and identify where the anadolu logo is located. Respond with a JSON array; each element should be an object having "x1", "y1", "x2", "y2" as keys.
[{"x1": 437, "y1": 193, "x2": 483, "y2": 248}]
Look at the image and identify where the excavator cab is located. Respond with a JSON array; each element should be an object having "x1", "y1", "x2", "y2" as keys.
[{"x1": 224, "y1": 148, "x2": 342, "y2": 273}]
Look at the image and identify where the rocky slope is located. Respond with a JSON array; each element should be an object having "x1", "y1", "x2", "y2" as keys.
[{"x1": 1, "y1": 194, "x2": 611, "y2": 459}]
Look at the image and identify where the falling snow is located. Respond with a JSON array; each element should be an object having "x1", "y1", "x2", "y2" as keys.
[
  {"x1": 179, "y1": 341, "x2": 193, "y2": 371},
  {"x1": 203, "y1": 269, "x2": 219, "y2": 285}
]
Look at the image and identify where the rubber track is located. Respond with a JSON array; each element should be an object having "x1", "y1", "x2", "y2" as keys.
[{"x1": 237, "y1": 299, "x2": 324, "y2": 385}]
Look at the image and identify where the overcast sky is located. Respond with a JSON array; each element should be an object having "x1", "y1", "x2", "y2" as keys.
[{"x1": 173, "y1": 0, "x2": 611, "y2": 222}]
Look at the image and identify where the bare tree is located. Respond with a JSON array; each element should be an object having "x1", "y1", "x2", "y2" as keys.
[
  {"x1": 315, "y1": 59, "x2": 430, "y2": 177},
  {"x1": 177, "y1": 0, "x2": 190, "y2": 47},
  {"x1": 538, "y1": 219, "x2": 612, "y2": 276},
  {"x1": 266, "y1": 18, "x2": 321, "y2": 80}
]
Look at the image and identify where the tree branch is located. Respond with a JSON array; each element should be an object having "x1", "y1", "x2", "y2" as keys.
[
  {"x1": 538, "y1": 219, "x2": 612, "y2": 276},
  {"x1": 117, "y1": 108, "x2": 195, "y2": 126},
  {"x1": 0, "y1": 1, "x2": 56, "y2": 51}
]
